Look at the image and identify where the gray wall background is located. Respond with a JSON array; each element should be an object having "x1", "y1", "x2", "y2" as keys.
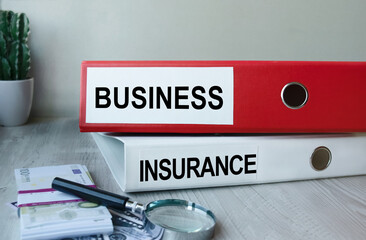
[{"x1": 1, "y1": 0, "x2": 366, "y2": 117}]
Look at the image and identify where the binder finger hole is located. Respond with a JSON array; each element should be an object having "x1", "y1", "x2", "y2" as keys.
[
  {"x1": 281, "y1": 82, "x2": 308, "y2": 109},
  {"x1": 311, "y1": 146, "x2": 332, "y2": 171}
]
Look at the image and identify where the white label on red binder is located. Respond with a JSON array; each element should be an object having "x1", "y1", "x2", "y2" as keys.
[
  {"x1": 137, "y1": 143, "x2": 258, "y2": 188},
  {"x1": 86, "y1": 67, "x2": 234, "y2": 124}
]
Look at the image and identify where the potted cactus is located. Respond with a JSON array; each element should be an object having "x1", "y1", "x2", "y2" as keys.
[{"x1": 0, "y1": 10, "x2": 32, "y2": 126}]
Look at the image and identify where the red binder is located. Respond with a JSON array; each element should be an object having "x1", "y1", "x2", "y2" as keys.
[{"x1": 80, "y1": 61, "x2": 366, "y2": 133}]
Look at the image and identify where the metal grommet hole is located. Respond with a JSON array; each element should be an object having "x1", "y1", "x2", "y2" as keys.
[
  {"x1": 281, "y1": 82, "x2": 308, "y2": 109},
  {"x1": 311, "y1": 146, "x2": 332, "y2": 171}
]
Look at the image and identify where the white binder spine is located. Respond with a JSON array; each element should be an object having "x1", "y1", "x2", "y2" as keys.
[{"x1": 92, "y1": 133, "x2": 366, "y2": 192}]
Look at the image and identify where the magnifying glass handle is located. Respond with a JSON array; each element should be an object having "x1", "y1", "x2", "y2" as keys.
[{"x1": 52, "y1": 177, "x2": 130, "y2": 211}]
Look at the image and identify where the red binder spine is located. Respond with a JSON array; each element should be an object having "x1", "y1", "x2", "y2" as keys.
[{"x1": 80, "y1": 61, "x2": 366, "y2": 133}]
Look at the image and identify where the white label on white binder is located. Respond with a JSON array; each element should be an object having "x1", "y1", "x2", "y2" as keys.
[
  {"x1": 86, "y1": 67, "x2": 233, "y2": 124},
  {"x1": 137, "y1": 143, "x2": 258, "y2": 188}
]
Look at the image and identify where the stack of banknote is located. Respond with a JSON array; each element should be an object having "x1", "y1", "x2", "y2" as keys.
[
  {"x1": 20, "y1": 202, "x2": 113, "y2": 240},
  {"x1": 15, "y1": 165, "x2": 113, "y2": 240},
  {"x1": 20, "y1": 205, "x2": 163, "y2": 240},
  {"x1": 14, "y1": 164, "x2": 163, "y2": 240}
]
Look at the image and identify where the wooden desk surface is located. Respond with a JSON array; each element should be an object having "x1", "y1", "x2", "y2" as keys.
[{"x1": 1, "y1": 118, "x2": 366, "y2": 239}]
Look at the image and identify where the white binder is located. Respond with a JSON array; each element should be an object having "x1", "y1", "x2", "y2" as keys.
[{"x1": 92, "y1": 133, "x2": 366, "y2": 192}]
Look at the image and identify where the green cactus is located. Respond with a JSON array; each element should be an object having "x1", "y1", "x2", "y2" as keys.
[{"x1": 0, "y1": 10, "x2": 30, "y2": 80}]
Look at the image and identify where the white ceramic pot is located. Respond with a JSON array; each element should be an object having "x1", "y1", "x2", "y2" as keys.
[{"x1": 0, "y1": 78, "x2": 34, "y2": 127}]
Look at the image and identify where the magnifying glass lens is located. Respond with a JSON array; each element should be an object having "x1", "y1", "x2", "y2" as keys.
[{"x1": 145, "y1": 200, "x2": 215, "y2": 233}]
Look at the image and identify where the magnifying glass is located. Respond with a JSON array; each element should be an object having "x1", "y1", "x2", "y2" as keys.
[{"x1": 52, "y1": 177, "x2": 216, "y2": 240}]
